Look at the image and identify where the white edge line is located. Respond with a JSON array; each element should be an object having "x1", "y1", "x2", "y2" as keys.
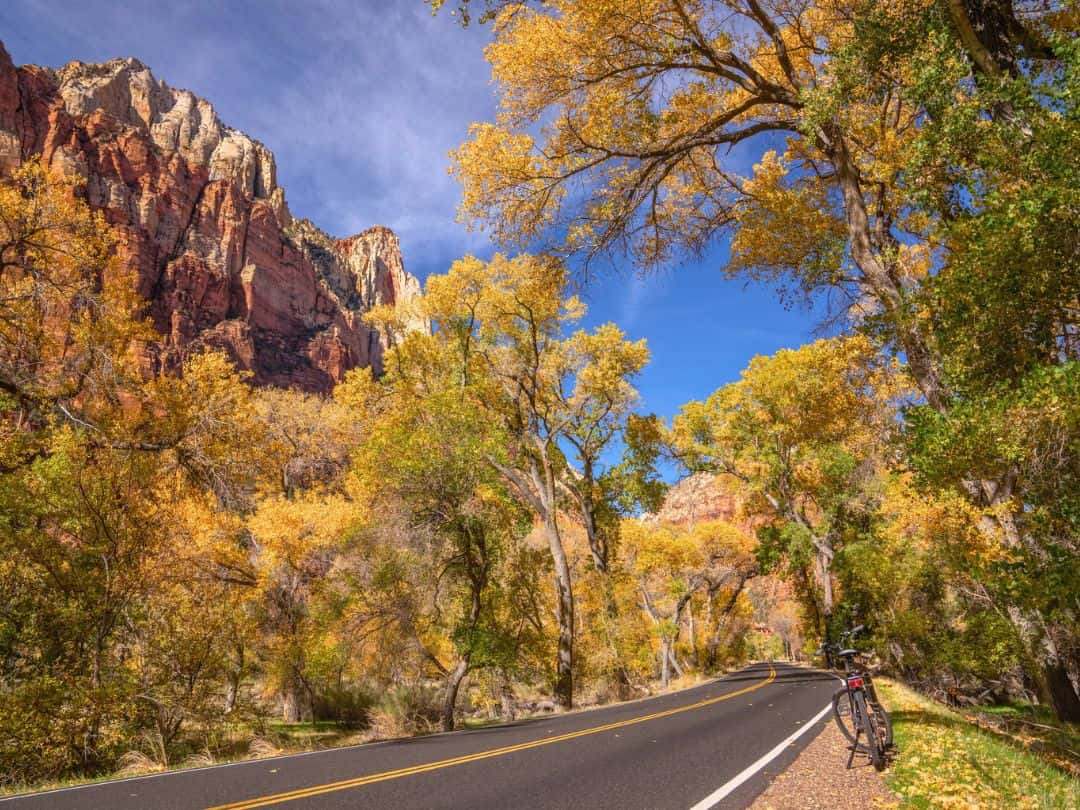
[{"x1": 687, "y1": 701, "x2": 833, "y2": 810}]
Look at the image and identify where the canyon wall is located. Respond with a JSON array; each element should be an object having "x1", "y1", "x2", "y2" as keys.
[
  {"x1": 654, "y1": 472, "x2": 743, "y2": 527},
  {"x1": 0, "y1": 40, "x2": 424, "y2": 391}
]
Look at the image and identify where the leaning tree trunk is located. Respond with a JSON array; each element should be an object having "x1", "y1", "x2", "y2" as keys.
[
  {"x1": 224, "y1": 642, "x2": 245, "y2": 714},
  {"x1": 668, "y1": 645, "x2": 685, "y2": 681},
  {"x1": 489, "y1": 452, "x2": 577, "y2": 710},
  {"x1": 1008, "y1": 607, "x2": 1080, "y2": 722},
  {"x1": 441, "y1": 658, "x2": 471, "y2": 732},
  {"x1": 543, "y1": 512, "x2": 575, "y2": 710},
  {"x1": 1044, "y1": 662, "x2": 1080, "y2": 723},
  {"x1": 440, "y1": 528, "x2": 487, "y2": 732},
  {"x1": 705, "y1": 574, "x2": 750, "y2": 671},
  {"x1": 660, "y1": 638, "x2": 673, "y2": 688},
  {"x1": 818, "y1": 547, "x2": 834, "y2": 641}
]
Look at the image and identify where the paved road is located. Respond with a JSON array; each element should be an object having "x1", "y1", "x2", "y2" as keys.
[{"x1": 2, "y1": 663, "x2": 839, "y2": 810}]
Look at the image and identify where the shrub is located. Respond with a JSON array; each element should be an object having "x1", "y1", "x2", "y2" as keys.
[
  {"x1": 369, "y1": 683, "x2": 443, "y2": 738},
  {"x1": 312, "y1": 685, "x2": 375, "y2": 730}
]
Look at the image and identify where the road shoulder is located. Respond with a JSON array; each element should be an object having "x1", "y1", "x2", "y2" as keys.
[{"x1": 747, "y1": 718, "x2": 899, "y2": 809}]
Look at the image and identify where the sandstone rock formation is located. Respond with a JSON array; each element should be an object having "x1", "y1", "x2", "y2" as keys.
[
  {"x1": 654, "y1": 472, "x2": 743, "y2": 528},
  {"x1": 0, "y1": 40, "x2": 424, "y2": 391}
]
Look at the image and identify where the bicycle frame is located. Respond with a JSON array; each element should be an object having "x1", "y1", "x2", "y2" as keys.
[
  {"x1": 824, "y1": 627, "x2": 892, "y2": 770},
  {"x1": 839, "y1": 653, "x2": 878, "y2": 701},
  {"x1": 833, "y1": 627, "x2": 883, "y2": 704}
]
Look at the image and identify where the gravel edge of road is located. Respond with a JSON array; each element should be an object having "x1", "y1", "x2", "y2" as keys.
[{"x1": 747, "y1": 717, "x2": 900, "y2": 809}]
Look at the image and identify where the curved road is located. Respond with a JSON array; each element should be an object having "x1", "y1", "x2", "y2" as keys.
[{"x1": 2, "y1": 663, "x2": 839, "y2": 810}]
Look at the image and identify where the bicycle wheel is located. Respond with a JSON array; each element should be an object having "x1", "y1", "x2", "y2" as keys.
[
  {"x1": 865, "y1": 679, "x2": 894, "y2": 748},
  {"x1": 854, "y1": 690, "x2": 885, "y2": 770},
  {"x1": 869, "y1": 698, "x2": 893, "y2": 749},
  {"x1": 831, "y1": 687, "x2": 861, "y2": 747}
]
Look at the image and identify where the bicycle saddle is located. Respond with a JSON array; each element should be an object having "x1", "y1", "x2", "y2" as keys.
[{"x1": 838, "y1": 648, "x2": 858, "y2": 657}]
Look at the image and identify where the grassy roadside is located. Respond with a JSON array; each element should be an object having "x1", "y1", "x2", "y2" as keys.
[{"x1": 876, "y1": 679, "x2": 1080, "y2": 809}]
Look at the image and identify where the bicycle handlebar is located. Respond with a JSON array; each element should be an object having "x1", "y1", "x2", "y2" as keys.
[{"x1": 817, "y1": 626, "x2": 868, "y2": 656}]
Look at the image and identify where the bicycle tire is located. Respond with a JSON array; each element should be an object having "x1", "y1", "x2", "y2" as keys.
[
  {"x1": 865, "y1": 679, "x2": 894, "y2": 748},
  {"x1": 869, "y1": 697, "x2": 893, "y2": 749},
  {"x1": 831, "y1": 687, "x2": 861, "y2": 747},
  {"x1": 854, "y1": 690, "x2": 885, "y2": 770}
]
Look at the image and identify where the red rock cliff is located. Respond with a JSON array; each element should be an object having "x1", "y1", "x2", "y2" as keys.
[
  {"x1": 654, "y1": 472, "x2": 743, "y2": 528},
  {"x1": 0, "y1": 41, "x2": 424, "y2": 392}
]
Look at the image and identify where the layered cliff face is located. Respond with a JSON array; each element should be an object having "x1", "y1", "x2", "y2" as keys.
[
  {"x1": 0, "y1": 41, "x2": 424, "y2": 391},
  {"x1": 654, "y1": 472, "x2": 743, "y2": 528}
]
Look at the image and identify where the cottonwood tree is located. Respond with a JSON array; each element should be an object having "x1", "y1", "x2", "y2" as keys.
[
  {"x1": 0, "y1": 162, "x2": 150, "y2": 472},
  {"x1": 449, "y1": 0, "x2": 1080, "y2": 717},
  {"x1": 245, "y1": 493, "x2": 360, "y2": 722},
  {"x1": 344, "y1": 366, "x2": 538, "y2": 731},
  {"x1": 622, "y1": 518, "x2": 756, "y2": 685},
  {"x1": 367, "y1": 252, "x2": 647, "y2": 708},
  {"x1": 896, "y1": 23, "x2": 1080, "y2": 716},
  {"x1": 0, "y1": 164, "x2": 273, "y2": 778},
  {"x1": 669, "y1": 337, "x2": 898, "y2": 640}
]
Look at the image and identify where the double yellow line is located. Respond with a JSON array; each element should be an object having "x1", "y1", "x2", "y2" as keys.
[{"x1": 208, "y1": 664, "x2": 776, "y2": 810}]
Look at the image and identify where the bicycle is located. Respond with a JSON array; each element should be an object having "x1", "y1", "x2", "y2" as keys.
[{"x1": 819, "y1": 625, "x2": 893, "y2": 770}]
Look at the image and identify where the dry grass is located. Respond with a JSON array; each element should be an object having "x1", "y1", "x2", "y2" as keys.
[
  {"x1": 114, "y1": 750, "x2": 165, "y2": 778},
  {"x1": 366, "y1": 707, "x2": 413, "y2": 741},
  {"x1": 247, "y1": 735, "x2": 283, "y2": 758},
  {"x1": 179, "y1": 749, "x2": 216, "y2": 769}
]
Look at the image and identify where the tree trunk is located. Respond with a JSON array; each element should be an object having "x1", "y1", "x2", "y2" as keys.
[
  {"x1": 688, "y1": 600, "x2": 699, "y2": 669},
  {"x1": 825, "y1": 128, "x2": 947, "y2": 412},
  {"x1": 500, "y1": 679, "x2": 516, "y2": 720},
  {"x1": 660, "y1": 638, "x2": 672, "y2": 688},
  {"x1": 818, "y1": 548, "x2": 834, "y2": 622},
  {"x1": 1037, "y1": 627, "x2": 1080, "y2": 721},
  {"x1": 281, "y1": 688, "x2": 301, "y2": 723},
  {"x1": 281, "y1": 673, "x2": 311, "y2": 723},
  {"x1": 573, "y1": 459, "x2": 609, "y2": 574},
  {"x1": 441, "y1": 658, "x2": 471, "y2": 732},
  {"x1": 1008, "y1": 608, "x2": 1080, "y2": 722},
  {"x1": 225, "y1": 679, "x2": 238, "y2": 715},
  {"x1": 703, "y1": 600, "x2": 716, "y2": 670},
  {"x1": 225, "y1": 644, "x2": 244, "y2": 714},
  {"x1": 705, "y1": 574, "x2": 749, "y2": 671},
  {"x1": 669, "y1": 646, "x2": 685, "y2": 679},
  {"x1": 1044, "y1": 663, "x2": 1080, "y2": 723},
  {"x1": 543, "y1": 513, "x2": 575, "y2": 710}
]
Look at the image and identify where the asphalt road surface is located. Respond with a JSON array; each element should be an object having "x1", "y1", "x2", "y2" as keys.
[{"x1": 1, "y1": 662, "x2": 840, "y2": 810}]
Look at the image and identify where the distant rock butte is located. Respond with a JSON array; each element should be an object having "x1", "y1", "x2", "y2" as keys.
[
  {"x1": 0, "y1": 40, "x2": 425, "y2": 391},
  {"x1": 654, "y1": 472, "x2": 743, "y2": 528}
]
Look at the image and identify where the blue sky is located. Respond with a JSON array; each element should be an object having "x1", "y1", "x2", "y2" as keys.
[{"x1": 1, "y1": 0, "x2": 825, "y2": 422}]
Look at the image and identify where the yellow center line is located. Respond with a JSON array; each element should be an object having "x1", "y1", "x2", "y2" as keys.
[{"x1": 206, "y1": 663, "x2": 777, "y2": 810}]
